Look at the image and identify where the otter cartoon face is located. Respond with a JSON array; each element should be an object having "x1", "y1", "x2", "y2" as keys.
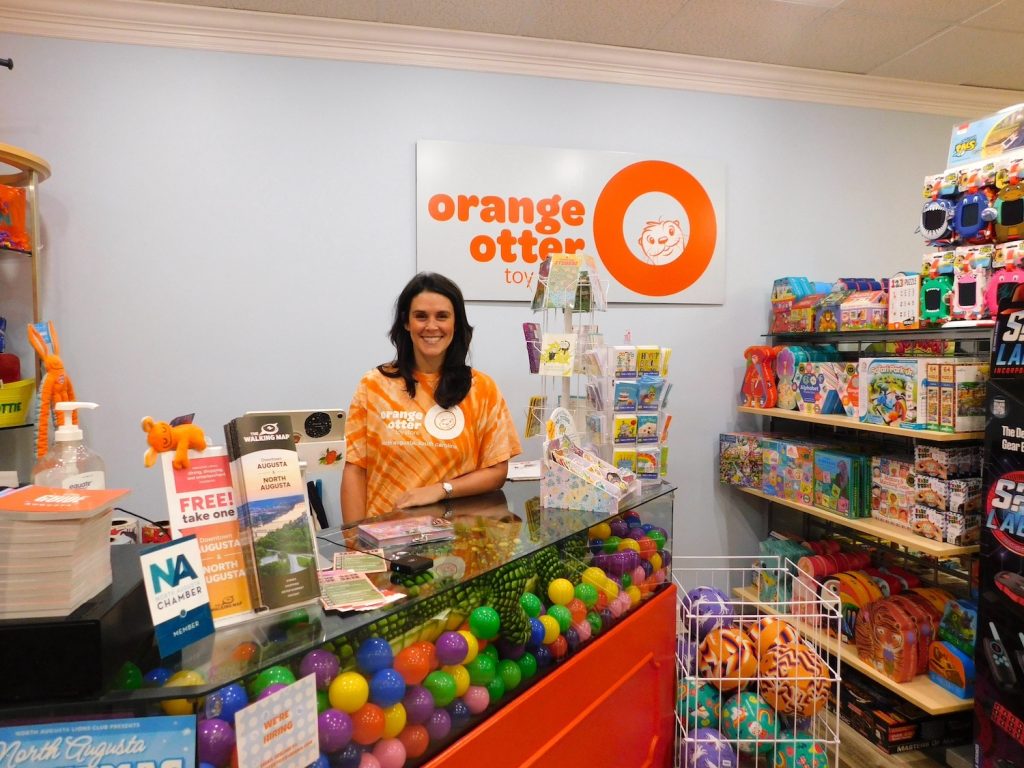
[{"x1": 638, "y1": 219, "x2": 686, "y2": 265}]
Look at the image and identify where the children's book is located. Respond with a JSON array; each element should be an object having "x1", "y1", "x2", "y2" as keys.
[
  {"x1": 522, "y1": 322, "x2": 541, "y2": 374},
  {"x1": 356, "y1": 515, "x2": 455, "y2": 548},
  {"x1": 544, "y1": 253, "x2": 582, "y2": 308},
  {"x1": 538, "y1": 332, "x2": 577, "y2": 376}
]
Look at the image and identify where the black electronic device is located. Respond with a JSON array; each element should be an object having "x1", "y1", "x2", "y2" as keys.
[{"x1": 389, "y1": 553, "x2": 434, "y2": 575}]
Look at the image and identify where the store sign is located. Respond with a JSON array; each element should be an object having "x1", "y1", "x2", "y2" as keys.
[
  {"x1": 416, "y1": 140, "x2": 725, "y2": 304},
  {"x1": 235, "y1": 674, "x2": 318, "y2": 768},
  {"x1": 0, "y1": 716, "x2": 197, "y2": 768},
  {"x1": 140, "y1": 535, "x2": 214, "y2": 658}
]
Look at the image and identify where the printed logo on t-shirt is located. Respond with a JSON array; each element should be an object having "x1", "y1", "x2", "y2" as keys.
[
  {"x1": 381, "y1": 410, "x2": 424, "y2": 431},
  {"x1": 424, "y1": 404, "x2": 465, "y2": 440}
]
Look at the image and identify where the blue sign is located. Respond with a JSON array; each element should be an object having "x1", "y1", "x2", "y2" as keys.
[{"x1": 140, "y1": 535, "x2": 215, "y2": 658}]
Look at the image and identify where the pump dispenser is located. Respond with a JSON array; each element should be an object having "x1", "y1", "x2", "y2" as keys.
[{"x1": 31, "y1": 401, "x2": 106, "y2": 490}]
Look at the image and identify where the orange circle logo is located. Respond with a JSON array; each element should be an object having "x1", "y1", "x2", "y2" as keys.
[{"x1": 593, "y1": 160, "x2": 717, "y2": 297}]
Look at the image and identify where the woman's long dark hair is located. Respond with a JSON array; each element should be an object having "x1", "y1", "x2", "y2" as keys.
[{"x1": 379, "y1": 272, "x2": 474, "y2": 409}]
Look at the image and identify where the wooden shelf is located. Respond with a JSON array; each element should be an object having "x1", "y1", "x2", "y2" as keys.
[
  {"x1": 737, "y1": 405, "x2": 984, "y2": 442},
  {"x1": 0, "y1": 143, "x2": 51, "y2": 186},
  {"x1": 733, "y1": 586, "x2": 972, "y2": 716},
  {"x1": 736, "y1": 487, "x2": 979, "y2": 558}
]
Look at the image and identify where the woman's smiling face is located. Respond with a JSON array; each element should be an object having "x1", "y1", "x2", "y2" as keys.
[{"x1": 405, "y1": 290, "x2": 455, "y2": 372}]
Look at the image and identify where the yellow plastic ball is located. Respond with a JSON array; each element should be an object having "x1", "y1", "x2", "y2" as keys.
[
  {"x1": 589, "y1": 522, "x2": 612, "y2": 541},
  {"x1": 626, "y1": 586, "x2": 642, "y2": 606},
  {"x1": 649, "y1": 552, "x2": 663, "y2": 571},
  {"x1": 328, "y1": 671, "x2": 369, "y2": 713},
  {"x1": 582, "y1": 568, "x2": 606, "y2": 589},
  {"x1": 539, "y1": 615, "x2": 561, "y2": 644},
  {"x1": 602, "y1": 579, "x2": 620, "y2": 600},
  {"x1": 547, "y1": 578, "x2": 575, "y2": 606},
  {"x1": 160, "y1": 669, "x2": 205, "y2": 716},
  {"x1": 457, "y1": 630, "x2": 479, "y2": 665},
  {"x1": 616, "y1": 538, "x2": 640, "y2": 553},
  {"x1": 442, "y1": 664, "x2": 471, "y2": 697},
  {"x1": 382, "y1": 702, "x2": 407, "y2": 738}
]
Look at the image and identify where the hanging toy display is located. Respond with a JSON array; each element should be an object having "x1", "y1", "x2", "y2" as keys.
[{"x1": 27, "y1": 321, "x2": 76, "y2": 459}]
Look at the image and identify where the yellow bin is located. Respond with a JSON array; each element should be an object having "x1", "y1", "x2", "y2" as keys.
[{"x1": 0, "y1": 379, "x2": 35, "y2": 427}]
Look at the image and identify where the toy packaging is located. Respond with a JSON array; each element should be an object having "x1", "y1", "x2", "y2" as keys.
[
  {"x1": 761, "y1": 437, "x2": 785, "y2": 498},
  {"x1": 772, "y1": 293, "x2": 825, "y2": 334},
  {"x1": 781, "y1": 439, "x2": 819, "y2": 505},
  {"x1": 796, "y1": 361, "x2": 856, "y2": 416},
  {"x1": 870, "y1": 455, "x2": 915, "y2": 530},
  {"x1": 859, "y1": 357, "x2": 936, "y2": 427},
  {"x1": 994, "y1": 239, "x2": 1024, "y2": 269},
  {"x1": 719, "y1": 433, "x2": 762, "y2": 488},
  {"x1": 740, "y1": 345, "x2": 778, "y2": 408},
  {"x1": 840, "y1": 291, "x2": 888, "y2": 331},
  {"x1": 948, "y1": 103, "x2": 1024, "y2": 166},
  {"x1": 914, "y1": 475, "x2": 982, "y2": 516},
  {"x1": 814, "y1": 449, "x2": 866, "y2": 518},
  {"x1": 954, "y1": 362, "x2": 989, "y2": 432},
  {"x1": 915, "y1": 443, "x2": 982, "y2": 480},
  {"x1": 814, "y1": 289, "x2": 850, "y2": 332},
  {"x1": 929, "y1": 641, "x2": 975, "y2": 699},
  {"x1": 888, "y1": 272, "x2": 922, "y2": 330}
]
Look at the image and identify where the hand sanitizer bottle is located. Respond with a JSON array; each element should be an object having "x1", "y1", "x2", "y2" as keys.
[{"x1": 31, "y1": 401, "x2": 106, "y2": 489}]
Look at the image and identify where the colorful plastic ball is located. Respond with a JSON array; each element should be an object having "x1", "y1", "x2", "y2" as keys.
[
  {"x1": 425, "y1": 708, "x2": 452, "y2": 741},
  {"x1": 609, "y1": 519, "x2": 629, "y2": 538},
  {"x1": 680, "y1": 586, "x2": 735, "y2": 640},
  {"x1": 317, "y1": 690, "x2": 330, "y2": 713},
  {"x1": 681, "y1": 727, "x2": 737, "y2": 768},
  {"x1": 574, "y1": 583, "x2": 598, "y2": 608},
  {"x1": 637, "y1": 538, "x2": 658, "y2": 560},
  {"x1": 648, "y1": 530, "x2": 667, "y2": 551},
  {"x1": 547, "y1": 578, "x2": 575, "y2": 606},
  {"x1": 588, "y1": 538, "x2": 605, "y2": 556},
  {"x1": 329, "y1": 671, "x2": 370, "y2": 713},
  {"x1": 617, "y1": 538, "x2": 641, "y2": 554},
  {"x1": 748, "y1": 616, "x2": 801, "y2": 659},
  {"x1": 441, "y1": 664, "x2": 470, "y2": 697},
  {"x1": 114, "y1": 662, "x2": 142, "y2": 690},
  {"x1": 549, "y1": 635, "x2": 568, "y2": 661},
  {"x1": 205, "y1": 683, "x2": 248, "y2": 725},
  {"x1": 631, "y1": 566, "x2": 647, "y2": 586},
  {"x1": 677, "y1": 680, "x2": 722, "y2": 729},
  {"x1": 698, "y1": 627, "x2": 758, "y2": 692},
  {"x1": 311, "y1": 755, "x2": 330, "y2": 768},
  {"x1": 497, "y1": 659, "x2": 522, "y2": 691},
  {"x1": 330, "y1": 743, "x2": 362, "y2": 768},
  {"x1": 197, "y1": 718, "x2": 235, "y2": 768},
  {"x1": 621, "y1": 573, "x2": 632, "y2": 589},
  {"x1": 358, "y1": 754, "x2": 382, "y2": 768},
  {"x1": 446, "y1": 698, "x2": 472, "y2": 729},
  {"x1": 231, "y1": 641, "x2": 260, "y2": 664},
  {"x1": 607, "y1": 596, "x2": 624, "y2": 619},
  {"x1": 626, "y1": 586, "x2": 642, "y2": 606},
  {"x1": 468, "y1": 606, "x2": 501, "y2": 640},
  {"x1": 517, "y1": 652, "x2": 538, "y2": 679},
  {"x1": 350, "y1": 703, "x2": 386, "y2": 745},
  {"x1": 423, "y1": 670, "x2": 457, "y2": 707},
  {"x1": 251, "y1": 666, "x2": 296, "y2": 698},
  {"x1": 434, "y1": 631, "x2": 469, "y2": 667},
  {"x1": 161, "y1": 669, "x2": 205, "y2": 715},
  {"x1": 402, "y1": 685, "x2": 434, "y2": 725},
  {"x1": 721, "y1": 691, "x2": 778, "y2": 755},
  {"x1": 602, "y1": 579, "x2": 619, "y2": 600},
  {"x1": 582, "y1": 567, "x2": 606, "y2": 589},
  {"x1": 528, "y1": 618, "x2": 546, "y2": 648},
  {"x1": 563, "y1": 626, "x2": 581, "y2": 654},
  {"x1": 372, "y1": 738, "x2": 406, "y2": 768},
  {"x1": 369, "y1": 668, "x2": 406, "y2": 708},
  {"x1": 519, "y1": 592, "x2": 543, "y2": 618},
  {"x1": 485, "y1": 673, "x2": 506, "y2": 702},
  {"x1": 482, "y1": 644, "x2": 499, "y2": 663},
  {"x1": 464, "y1": 684, "x2": 490, "y2": 714},
  {"x1": 456, "y1": 630, "x2": 479, "y2": 664},
  {"x1": 259, "y1": 683, "x2": 288, "y2": 701},
  {"x1": 599, "y1": 608, "x2": 614, "y2": 631},
  {"x1": 649, "y1": 552, "x2": 663, "y2": 571},
  {"x1": 538, "y1": 615, "x2": 560, "y2": 644},
  {"x1": 465, "y1": 653, "x2": 496, "y2": 686},
  {"x1": 759, "y1": 643, "x2": 830, "y2": 717},
  {"x1": 409, "y1": 641, "x2": 439, "y2": 672},
  {"x1": 302, "y1": 649, "x2": 341, "y2": 690},
  {"x1": 602, "y1": 536, "x2": 621, "y2": 554},
  {"x1": 573, "y1": 619, "x2": 592, "y2": 642},
  {"x1": 586, "y1": 611, "x2": 603, "y2": 636},
  {"x1": 393, "y1": 646, "x2": 431, "y2": 686},
  {"x1": 623, "y1": 511, "x2": 641, "y2": 527},
  {"x1": 547, "y1": 605, "x2": 572, "y2": 633},
  {"x1": 397, "y1": 724, "x2": 430, "y2": 759},
  {"x1": 589, "y1": 522, "x2": 612, "y2": 540},
  {"x1": 381, "y1": 703, "x2": 407, "y2": 739},
  {"x1": 144, "y1": 667, "x2": 172, "y2": 687},
  {"x1": 534, "y1": 645, "x2": 553, "y2": 669},
  {"x1": 318, "y1": 709, "x2": 354, "y2": 753}
]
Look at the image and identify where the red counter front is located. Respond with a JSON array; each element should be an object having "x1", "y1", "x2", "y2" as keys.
[{"x1": 426, "y1": 584, "x2": 677, "y2": 768}]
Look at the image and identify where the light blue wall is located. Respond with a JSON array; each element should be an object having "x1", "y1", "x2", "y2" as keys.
[{"x1": 0, "y1": 32, "x2": 960, "y2": 554}]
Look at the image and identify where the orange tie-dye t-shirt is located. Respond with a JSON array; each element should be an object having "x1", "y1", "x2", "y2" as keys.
[{"x1": 345, "y1": 368, "x2": 522, "y2": 518}]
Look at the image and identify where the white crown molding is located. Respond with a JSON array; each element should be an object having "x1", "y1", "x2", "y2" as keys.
[{"x1": 2, "y1": 0, "x2": 1022, "y2": 116}]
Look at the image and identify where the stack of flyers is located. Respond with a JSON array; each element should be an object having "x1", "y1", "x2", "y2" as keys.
[
  {"x1": 318, "y1": 569, "x2": 403, "y2": 613},
  {"x1": 332, "y1": 550, "x2": 388, "y2": 574}
]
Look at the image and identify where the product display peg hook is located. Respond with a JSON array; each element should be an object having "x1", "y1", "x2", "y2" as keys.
[{"x1": 0, "y1": 58, "x2": 12, "y2": 71}]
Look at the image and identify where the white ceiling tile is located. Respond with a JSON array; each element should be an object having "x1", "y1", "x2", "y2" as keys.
[
  {"x1": 515, "y1": 0, "x2": 686, "y2": 49},
  {"x1": 963, "y1": 0, "x2": 1024, "y2": 32},
  {"x1": 871, "y1": 26, "x2": 1024, "y2": 91},
  {"x1": 645, "y1": 0, "x2": 829, "y2": 63},
  {"x1": 837, "y1": 0, "x2": 998, "y2": 23}
]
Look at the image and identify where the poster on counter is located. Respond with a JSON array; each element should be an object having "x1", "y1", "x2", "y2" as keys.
[
  {"x1": 416, "y1": 140, "x2": 725, "y2": 304},
  {"x1": 0, "y1": 715, "x2": 197, "y2": 767},
  {"x1": 235, "y1": 674, "x2": 317, "y2": 768}
]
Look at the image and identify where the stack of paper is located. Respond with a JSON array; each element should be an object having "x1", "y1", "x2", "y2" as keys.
[{"x1": 0, "y1": 485, "x2": 130, "y2": 619}]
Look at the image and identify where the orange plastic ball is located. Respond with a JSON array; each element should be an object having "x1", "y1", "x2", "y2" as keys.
[
  {"x1": 410, "y1": 641, "x2": 438, "y2": 671},
  {"x1": 550, "y1": 635, "x2": 568, "y2": 660},
  {"x1": 594, "y1": 591, "x2": 608, "y2": 611},
  {"x1": 567, "y1": 598, "x2": 587, "y2": 625},
  {"x1": 351, "y1": 703, "x2": 386, "y2": 745},
  {"x1": 398, "y1": 724, "x2": 430, "y2": 758},
  {"x1": 394, "y1": 646, "x2": 431, "y2": 686},
  {"x1": 231, "y1": 642, "x2": 260, "y2": 663}
]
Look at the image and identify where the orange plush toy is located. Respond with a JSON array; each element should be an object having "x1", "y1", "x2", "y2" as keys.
[{"x1": 142, "y1": 414, "x2": 207, "y2": 470}]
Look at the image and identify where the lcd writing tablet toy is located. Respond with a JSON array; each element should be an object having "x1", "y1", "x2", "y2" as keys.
[
  {"x1": 996, "y1": 178, "x2": 1024, "y2": 243},
  {"x1": 954, "y1": 186, "x2": 996, "y2": 244},
  {"x1": 920, "y1": 274, "x2": 953, "y2": 325},
  {"x1": 921, "y1": 197, "x2": 957, "y2": 246}
]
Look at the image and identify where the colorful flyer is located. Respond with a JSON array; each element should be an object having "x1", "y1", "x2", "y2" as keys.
[
  {"x1": 140, "y1": 534, "x2": 215, "y2": 658},
  {"x1": 0, "y1": 716, "x2": 197, "y2": 767},
  {"x1": 236, "y1": 673, "x2": 318, "y2": 768},
  {"x1": 163, "y1": 447, "x2": 253, "y2": 625},
  {"x1": 332, "y1": 549, "x2": 387, "y2": 574}
]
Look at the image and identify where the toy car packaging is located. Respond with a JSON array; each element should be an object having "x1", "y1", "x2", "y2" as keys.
[{"x1": 977, "y1": 287, "x2": 1024, "y2": 766}]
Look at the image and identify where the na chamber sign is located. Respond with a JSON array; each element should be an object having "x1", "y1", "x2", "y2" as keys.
[
  {"x1": 416, "y1": 140, "x2": 725, "y2": 304},
  {"x1": 0, "y1": 716, "x2": 196, "y2": 768},
  {"x1": 140, "y1": 535, "x2": 214, "y2": 658}
]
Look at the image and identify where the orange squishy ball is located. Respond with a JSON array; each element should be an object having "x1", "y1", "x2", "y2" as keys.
[
  {"x1": 231, "y1": 642, "x2": 260, "y2": 664},
  {"x1": 698, "y1": 627, "x2": 757, "y2": 692},
  {"x1": 351, "y1": 703, "x2": 386, "y2": 745},
  {"x1": 637, "y1": 538, "x2": 657, "y2": 560},
  {"x1": 758, "y1": 642, "x2": 830, "y2": 717},
  {"x1": 747, "y1": 616, "x2": 801, "y2": 658},
  {"x1": 394, "y1": 645, "x2": 431, "y2": 686}
]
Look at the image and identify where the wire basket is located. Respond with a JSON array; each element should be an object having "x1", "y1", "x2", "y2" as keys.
[{"x1": 672, "y1": 556, "x2": 841, "y2": 768}]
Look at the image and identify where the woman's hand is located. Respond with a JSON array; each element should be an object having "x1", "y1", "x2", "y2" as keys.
[{"x1": 394, "y1": 483, "x2": 445, "y2": 509}]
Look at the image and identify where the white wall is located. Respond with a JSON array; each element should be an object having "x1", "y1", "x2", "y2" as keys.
[{"x1": 0, "y1": 32, "x2": 961, "y2": 556}]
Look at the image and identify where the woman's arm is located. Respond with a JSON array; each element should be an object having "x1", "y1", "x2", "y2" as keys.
[
  {"x1": 393, "y1": 461, "x2": 509, "y2": 509},
  {"x1": 341, "y1": 462, "x2": 368, "y2": 524}
]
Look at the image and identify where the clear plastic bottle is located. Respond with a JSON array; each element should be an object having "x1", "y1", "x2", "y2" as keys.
[{"x1": 31, "y1": 401, "x2": 106, "y2": 490}]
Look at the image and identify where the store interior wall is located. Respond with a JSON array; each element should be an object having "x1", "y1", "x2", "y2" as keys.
[{"x1": 0, "y1": 32, "x2": 961, "y2": 555}]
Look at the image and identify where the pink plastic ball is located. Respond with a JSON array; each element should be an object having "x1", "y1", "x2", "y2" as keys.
[
  {"x1": 372, "y1": 737, "x2": 407, "y2": 768},
  {"x1": 463, "y1": 685, "x2": 490, "y2": 714},
  {"x1": 608, "y1": 597, "x2": 624, "y2": 619},
  {"x1": 654, "y1": 569, "x2": 667, "y2": 584},
  {"x1": 632, "y1": 566, "x2": 646, "y2": 586},
  {"x1": 573, "y1": 619, "x2": 592, "y2": 642},
  {"x1": 359, "y1": 754, "x2": 382, "y2": 768}
]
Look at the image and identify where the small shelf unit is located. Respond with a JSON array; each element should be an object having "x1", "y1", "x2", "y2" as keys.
[{"x1": 737, "y1": 406, "x2": 984, "y2": 442}]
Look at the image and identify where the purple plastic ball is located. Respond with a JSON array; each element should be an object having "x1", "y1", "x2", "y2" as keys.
[
  {"x1": 564, "y1": 627, "x2": 580, "y2": 653},
  {"x1": 204, "y1": 683, "x2": 248, "y2": 725},
  {"x1": 627, "y1": 529, "x2": 646, "y2": 541},
  {"x1": 447, "y1": 698, "x2": 471, "y2": 729},
  {"x1": 318, "y1": 708, "x2": 353, "y2": 754},
  {"x1": 680, "y1": 586, "x2": 734, "y2": 640},
  {"x1": 682, "y1": 727, "x2": 738, "y2": 768},
  {"x1": 258, "y1": 683, "x2": 288, "y2": 701},
  {"x1": 495, "y1": 638, "x2": 526, "y2": 661},
  {"x1": 369, "y1": 668, "x2": 406, "y2": 708},
  {"x1": 609, "y1": 519, "x2": 629, "y2": 538},
  {"x1": 197, "y1": 718, "x2": 235, "y2": 768},
  {"x1": 591, "y1": 553, "x2": 609, "y2": 571},
  {"x1": 640, "y1": 560, "x2": 654, "y2": 579},
  {"x1": 425, "y1": 708, "x2": 452, "y2": 741},
  {"x1": 435, "y1": 631, "x2": 469, "y2": 667},
  {"x1": 403, "y1": 685, "x2": 435, "y2": 725},
  {"x1": 329, "y1": 743, "x2": 363, "y2": 768},
  {"x1": 301, "y1": 650, "x2": 341, "y2": 691},
  {"x1": 534, "y1": 645, "x2": 553, "y2": 669},
  {"x1": 600, "y1": 608, "x2": 614, "y2": 631}
]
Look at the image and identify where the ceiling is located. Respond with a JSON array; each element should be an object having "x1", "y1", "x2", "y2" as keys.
[{"x1": 136, "y1": 0, "x2": 1024, "y2": 92}]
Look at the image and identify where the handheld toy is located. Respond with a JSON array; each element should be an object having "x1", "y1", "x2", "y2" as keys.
[
  {"x1": 920, "y1": 274, "x2": 953, "y2": 325},
  {"x1": 996, "y1": 165, "x2": 1024, "y2": 242},
  {"x1": 740, "y1": 346, "x2": 778, "y2": 409},
  {"x1": 142, "y1": 413, "x2": 207, "y2": 470},
  {"x1": 920, "y1": 196, "x2": 957, "y2": 246},
  {"x1": 952, "y1": 247, "x2": 992, "y2": 320},
  {"x1": 954, "y1": 184, "x2": 996, "y2": 244},
  {"x1": 28, "y1": 321, "x2": 76, "y2": 459},
  {"x1": 986, "y1": 266, "x2": 1024, "y2": 316}
]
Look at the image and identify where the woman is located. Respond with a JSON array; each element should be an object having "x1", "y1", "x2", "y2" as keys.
[{"x1": 341, "y1": 272, "x2": 522, "y2": 523}]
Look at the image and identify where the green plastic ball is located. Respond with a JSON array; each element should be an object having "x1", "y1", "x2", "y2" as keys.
[
  {"x1": 516, "y1": 652, "x2": 538, "y2": 679},
  {"x1": 482, "y1": 644, "x2": 500, "y2": 662},
  {"x1": 587, "y1": 612, "x2": 603, "y2": 636},
  {"x1": 485, "y1": 673, "x2": 506, "y2": 702},
  {"x1": 316, "y1": 690, "x2": 329, "y2": 713},
  {"x1": 602, "y1": 537, "x2": 621, "y2": 554},
  {"x1": 469, "y1": 606, "x2": 501, "y2": 640},
  {"x1": 423, "y1": 670, "x2": 457, "y2": 707},
  {"x1": 251, "y1": 665, "x2": 296, "y2": 697},
  {"x1": 114, "y1": 662, "x2": 143, "y2": 691},
  {"x1": 498, "y1": 659, "x2": 522, "y2": 691},
  {"x1": 574, "y1": 583, "x2": 598, "y2": 608},
  {"x1": 548, "y1": 605, "x2": 572, "y2": 633},
  {"x1": 466, "y1": 654, "x2": 497, "y2": 686},
  {"x1": 621, "y1": 574, "x2": 632, "y2": 588},
  {"x1": 519, "y1": 592, "x2": 543, "y2": 618},
  {"x1": 648, "y1": 530, "x2": 667, "y2": 551}
]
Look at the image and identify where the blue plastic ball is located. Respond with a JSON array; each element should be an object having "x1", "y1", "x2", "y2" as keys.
[
  {"x1": 564, "y1": 627, "x2": 580, "y2": 653},
  {"x1": 447, "y1": 698, "x2": 472, "y2": 729},
  {"x1": 600, "y1": 608, "x2": 614, "y2": 631},
  {"x1": 589, "y1": 538, "x2": 605, "y2": 555},
  {"x1": 641, "y1": 523, "x2": 655, "y2": 533},
  {"x1": 356, "y1": 637, "x2": 393, "y2": 675},
  {"x1": 204, "y1": 683, "x2": 249, "y2": 725},
  {"x1": 329, "y1": 743, "x2": 362, "y2": 768},
  {"x1": 310, "y1": 755, "x2": 330, "y2": 768},
  {"x1": 626, "y1": 516, "x2": 643, "y2": 529},
  {"x1": 534, "y1": 645, "x2": 553, "y2": 669},
  {"x1": 640, "y1": 560, "x2": 654, "y2": 579},
  {"x1": 528, "y1": 618, "x2": 545, "y2": 648},
  {"x1": 144, "y1": 667, "x2": 172, "y2": 687},
  {"x1": 369, "y1": 668, "x2": 406, "y2": 708}
]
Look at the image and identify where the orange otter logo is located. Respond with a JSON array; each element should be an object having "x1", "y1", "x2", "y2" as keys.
[{"x1": 637, "y1": 219, "x2": 686, "y2": 265}]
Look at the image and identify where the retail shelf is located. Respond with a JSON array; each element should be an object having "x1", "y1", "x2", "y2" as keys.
[
  {"x1": 736, "y1": 487, "x2": 979, "y2": 559},
  {"x1": 764, "y1": 326, "x2": 994, "y2": 344},
  {"x1": 737, "y1": 405, "x2": 984, "y2": 442},
  {"x1": 732, "y1": 585, "x2": 972, "y2": 716}
]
